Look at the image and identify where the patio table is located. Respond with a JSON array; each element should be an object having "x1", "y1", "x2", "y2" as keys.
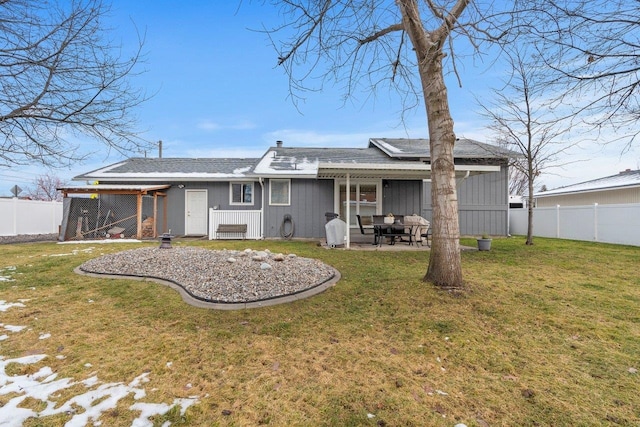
[{"x1": 372, "y1": 215, "x2": 413, "y2": 246}]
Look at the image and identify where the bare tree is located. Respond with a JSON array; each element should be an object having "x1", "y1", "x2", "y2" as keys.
[
  {"x1": 516, "y1": 0, "x2": 640, "y2": 148},
  {"x1": 507, "y1": 161, "x2": 529, "y2": 196},
  {"x1": 0, "y1": 0, "x2": 151, "y2": 169},
  {"x1": 24, "y1": 173, "x2": 68, "y2": 202},
  {"x1": 478, "y1": 47, "x2": 577, "y2": 245},
  {"x1": 266, "y1": 0, "x2": 511, "y2": 289}
]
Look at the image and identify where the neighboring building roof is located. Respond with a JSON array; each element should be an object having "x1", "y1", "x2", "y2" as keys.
[{"x1": 535, "y1": 169, "x2": 640, "y2": 197}]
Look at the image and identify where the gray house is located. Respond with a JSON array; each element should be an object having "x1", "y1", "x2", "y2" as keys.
[{"x1": 59, "y1": 138, "x2": 513, "y2": 244}]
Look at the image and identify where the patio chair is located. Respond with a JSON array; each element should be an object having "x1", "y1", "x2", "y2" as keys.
[{"x1": 356, "y1": 214, "x2": 377, "y2": 245}]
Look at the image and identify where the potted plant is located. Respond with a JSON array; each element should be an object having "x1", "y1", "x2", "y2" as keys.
[{"x1": 477, "y1": 233, "x2": 492, "y2": 251}]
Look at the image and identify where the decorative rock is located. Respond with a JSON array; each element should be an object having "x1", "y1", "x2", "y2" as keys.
[
  {"x1": 260, "y1": 263, "x2": 272, "y2": 270},
  {"x1": 288, "y1": 254, "x2": 297, "y2": 258},
  {"x1": 273, "y1": 254, "x2": 285, "y2": 262},
  {"x1": 227, "y1": 258, "x2": 236, "y2": 263},
  {"x1": 252, "y1": 255, "x2": 265, "y2": 261},
  {"x1": 255, "y1": 251, "x2": 268, "y2": 259},
  {"x1": 78, "y1": 247, "x2": 336, "y2": 304}
]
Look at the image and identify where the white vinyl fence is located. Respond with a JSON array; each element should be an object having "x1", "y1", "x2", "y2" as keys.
[
  {"x1": 208, "y1": 209, "x2": 262, "y2": 240},
  {"x1": 510, "y1": 203, "x2": 640, "y2": 247},
  {"x1": 0, "y1": 198, "x2": 63, "y2": 236}
]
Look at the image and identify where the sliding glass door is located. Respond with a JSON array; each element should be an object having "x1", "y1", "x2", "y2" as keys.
[{"x1": 337, "y1": 181, "x2": 380, "y2": 227}]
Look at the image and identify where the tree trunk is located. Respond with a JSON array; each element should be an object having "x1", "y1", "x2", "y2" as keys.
[
  {"x1": 422, "y1": 56, "x2": 463, "y2": 287},
  {"x1": 397, "y1": 0, "x2": 464, "y2": 288},
  {"x1": 526, "y1": 173, "x2": 535, "y2": 245}
]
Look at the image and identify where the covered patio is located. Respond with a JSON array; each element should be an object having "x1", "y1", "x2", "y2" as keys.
[{"x1": 316, "y1": 162, "x2": 500, "y2": 248}]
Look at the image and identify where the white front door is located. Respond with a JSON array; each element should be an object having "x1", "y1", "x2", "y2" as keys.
[{"x1": 185, "y1": 190, "x2": 208, "y2": 235}]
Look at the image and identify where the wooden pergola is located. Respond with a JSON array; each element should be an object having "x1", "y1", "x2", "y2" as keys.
[{"x1": 58, "y1": 184, "x2": 170, "y2": 239}]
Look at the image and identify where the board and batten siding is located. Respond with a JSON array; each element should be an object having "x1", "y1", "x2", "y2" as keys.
[
  {"x1": 163, "y1": 182, "x2": 262, "y2": 236},
  {"x1": 263, "y1": 179, "x2": 334, "y2": 238},
  {"x1": 382, "y1": 180, "x2": 423, "y2": 216},
  {"x1": 421, "y1": 166, "x2": 509, "y2": 236}
]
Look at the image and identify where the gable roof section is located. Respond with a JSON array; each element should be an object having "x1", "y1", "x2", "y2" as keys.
[
  {"x1": 72, "y1": 139, "x2": 508, "y2": 183},
  {"x1": 535, "y1": 169, "x2": 640, "y2": 197},
  {"x1": 369, "y1": 138, "x2": 518, "y2": 159},
  {"x1": 74, "y1": 157, "x2": 259, "y2": 182}
]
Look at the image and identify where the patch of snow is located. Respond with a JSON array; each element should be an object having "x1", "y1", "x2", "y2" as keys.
[
  {"x1": 0, "y1": 301, "x2": 25, "y2": 311},
  {"x1": 0, "y1": 301, "x2": 199, "y2": 426}
]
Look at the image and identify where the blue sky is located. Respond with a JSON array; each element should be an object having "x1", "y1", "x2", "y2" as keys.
[{"x1": 0, "y1": 0, "x2": 637, "y2": 197}]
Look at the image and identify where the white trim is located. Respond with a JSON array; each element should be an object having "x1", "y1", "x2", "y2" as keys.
[
  {"x1": 269, "y1": 179, "x2": 291, "y2": 206},
  {"x1": 229, "y1": 182, "x2": 255, "y2": 206}
]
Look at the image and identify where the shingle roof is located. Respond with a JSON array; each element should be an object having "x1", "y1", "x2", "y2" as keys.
[
  {"x1": 73, "y1": 138, "x2": 512, "y2": 182},
  {"x1": 535, "y1": 169, "x2": 640, "y2": 197},
  {"x1": 369, "y1": 138, "x2": 518, "y2": 159},
  {"x1": 253, "y1": 146, "x2": 415, "y2": 175},
  {"x1": 74, "y1": 157, "x2": 259, "y2": 181}
]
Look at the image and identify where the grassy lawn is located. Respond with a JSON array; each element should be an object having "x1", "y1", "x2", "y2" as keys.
[{"x1": 0, "y1": 237, "x2": 638, "y2": 426}]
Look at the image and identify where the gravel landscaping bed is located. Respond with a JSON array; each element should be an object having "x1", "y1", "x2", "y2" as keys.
[{"x1": 78, "y1": 246, "x2": 338, "y2": 304}]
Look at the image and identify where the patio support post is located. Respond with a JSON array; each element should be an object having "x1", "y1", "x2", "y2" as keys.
[
  {"x1": 136, "y1": 193, "x2": 143, "y2": 239},
  {"x1": 153, "y1": 192, "x2": 158, "y2": 238},
  {"x1": 346, "y1": 173, "x2": 351, "y2": 248}
]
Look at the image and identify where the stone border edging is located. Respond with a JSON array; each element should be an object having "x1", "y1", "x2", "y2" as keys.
[{"x1": 74, "y1": 266, "x2": 341, "y2": 310}]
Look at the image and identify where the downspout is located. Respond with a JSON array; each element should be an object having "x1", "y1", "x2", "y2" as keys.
[
  {"x1": 259, "y1": 177, "x2": 265, "y2": 239},
  {"x1": 456, "y1": 170, "x2": 470, "y2": 187}
]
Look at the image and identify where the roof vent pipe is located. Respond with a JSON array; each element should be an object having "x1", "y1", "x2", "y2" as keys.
[{"x1": 276, "y1": 140, "x2": 283, "y2": 148}]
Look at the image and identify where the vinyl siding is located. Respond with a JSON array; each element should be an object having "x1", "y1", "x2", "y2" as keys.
[
  {"x1": 263, "y1": 179, "x2": 334, "y2": 238},
  {"x1": 164, "y1": 182, "x2": 261, "y2": 236},
  {"x1": 382, "y1": 180, "x2": 422, "y2": 216},
  {"x1": 421, "y1": 166, "x2": 509, "y2": 236}
]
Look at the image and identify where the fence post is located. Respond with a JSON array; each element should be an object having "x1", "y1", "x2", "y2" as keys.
[{"x1": 594, "y1": 203, "x2": 598, "y2": 242}]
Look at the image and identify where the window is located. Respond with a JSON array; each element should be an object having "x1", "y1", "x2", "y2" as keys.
[
  {"x1": 230, "y1": 182, "x2": 253, "y2": 205},
  {"x1": 270, "y1": 179, "x2": 290, "y2": 205}
]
